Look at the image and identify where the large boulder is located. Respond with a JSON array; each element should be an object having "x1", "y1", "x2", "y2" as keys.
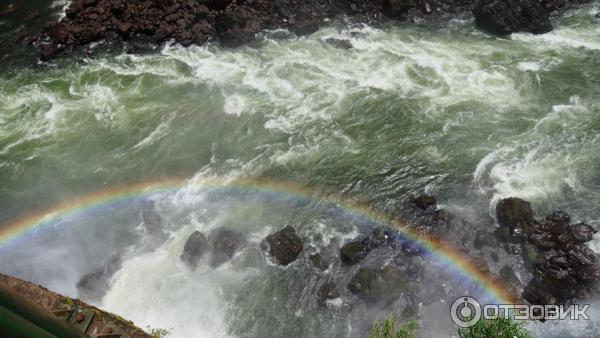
[
  {"x1": 181, "y1": 231, "x2": 209, "y2": 270},
  {"x1": 208, "y1": 227, "x2": 247, "y2": 268},
  {"x1": 473, "y1": 0, "x2": 553, "y2": 35},
  {"x1": 496, "y1": 197, "x2": 535, "y2": 234},
  {"x1": 261, "y1": 226, "x2": 303, "y2": 266}
]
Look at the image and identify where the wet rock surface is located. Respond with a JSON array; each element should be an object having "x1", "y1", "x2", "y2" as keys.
[
  {"x1": 261, "y1": 226, "x2": 304, "y2": 266},
  {"x1": 340, "y1": 237, "x2": 372, "y2": 265},
  {"x1": 181, "y1": 231, "x2": 209, "y2": 269},
  {"x1": 473, "y1": 0, "x2": 553, "y2": 35},
  {"x1": 495, "y1": 198, "x2": 600, "y2": 307},
  {"x1": 32, "y1": 0, "x2": 590, "y2": 59},
  {"x1": 208, "y1": 227, "x2": 247, "y2": 267}
]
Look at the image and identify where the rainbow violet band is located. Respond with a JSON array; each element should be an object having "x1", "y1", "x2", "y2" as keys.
[{"x1": 0, "y1": 176, "x2": 516, "y2": 304}]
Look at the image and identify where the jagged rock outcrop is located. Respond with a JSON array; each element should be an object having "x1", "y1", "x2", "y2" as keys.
[
  {"x1": 33, "y1": 0, "x2": 480, "y2": 60},
  {"x1": 261, "y1": 226, "x2": 303, "y2": 266},
  {"x1": 495, "y1": 198, "x2": 600, "y2": 307}
]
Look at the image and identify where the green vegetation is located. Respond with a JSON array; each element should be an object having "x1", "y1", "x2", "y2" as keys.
[
  {"x1": 457, "y1": 317, "x2": 532, "y2": 338},
  {"x1": 367, "y1": 316, "x2": 531, "y2": 338},
  {"x1": 368, "y1": 317, "x2": 418, "y2": 338}
]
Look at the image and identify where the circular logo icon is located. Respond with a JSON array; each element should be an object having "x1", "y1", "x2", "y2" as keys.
[{"x1": 450, "y1": 296, "x2": 482, "y2": 328}]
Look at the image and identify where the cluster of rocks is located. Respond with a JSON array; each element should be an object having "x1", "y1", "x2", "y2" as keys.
[
  {"x1": 180, "y1": 227, "x2": 247, "y2": 268},
  {"x1": 15, "y1": 0, "x2": 588, "y2": 60},
  {"x1": 495, "y1": 197, "x2": 600, "y2": 307}
]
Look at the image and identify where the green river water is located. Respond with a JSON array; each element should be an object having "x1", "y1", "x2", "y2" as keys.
[{"x1": 1, "y1": 1, "x2": 600, "y2": 337}]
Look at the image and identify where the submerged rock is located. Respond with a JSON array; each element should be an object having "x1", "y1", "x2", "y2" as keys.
[
  {"x1": 317, "y1": 282, "x2": 340, "y2": 306},
  {"x1": 348, "y1": 265, "x2": 406, "y2": 305},
  {"x1": 141, "y1": 200, "x2": 162, "y2": 233},
  {"x1": 310, "y1": 253, "x2": 329, "y2": 271},
  {"x1": 411, "y1": 193, "x2": 436, "y2": 210},
  {"x1": 473, "y1": 0, "x2": 553, "y2": 35},
  {"x1": 261, "y1": 226, "x2": 303, "y2": 266},
  {"x1": 208, "y1": 227, "x2": 247, "y2": 268},
  {"x1": 474, "y1": 230, "x2": 496, "y2": 249},
  {"x1": 325, "y1": 38, "x2": 353, "y2": 49},
  {"x1": 77, "y1": 254, "x2": 122, "y2": 301},
  {"x1": 340, "y1": 237, "x2": 371, "y2": 265},
  {"x1": 181, "y1": 231, "x2": 209, "y2": 270}
]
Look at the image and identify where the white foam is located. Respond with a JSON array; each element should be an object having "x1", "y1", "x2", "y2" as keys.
[{"x1": 102, "y1": 227, "x2": 241, "y2": 338}]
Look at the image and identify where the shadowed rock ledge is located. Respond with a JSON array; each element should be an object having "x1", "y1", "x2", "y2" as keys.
[{"x1": 31, "y1": 0, "x2": 591, "y2": 60}]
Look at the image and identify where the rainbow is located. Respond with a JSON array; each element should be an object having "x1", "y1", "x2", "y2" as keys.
[{"x1": 0, "y1": 176, "x2": 516, "y2": 304}]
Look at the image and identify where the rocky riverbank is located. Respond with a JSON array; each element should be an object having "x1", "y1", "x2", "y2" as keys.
[{"x1": 0, "y1": 0, "x2": 593, "y2": 60}]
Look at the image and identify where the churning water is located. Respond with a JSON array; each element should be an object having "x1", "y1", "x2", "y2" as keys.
[{"x1": 1, "y1": 1, "x2": 599, "y2": 337}]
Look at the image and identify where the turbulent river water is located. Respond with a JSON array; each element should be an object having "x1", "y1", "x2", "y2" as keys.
[{"x1": 1, "y1": 1, "x2": 600, "y2": 337}]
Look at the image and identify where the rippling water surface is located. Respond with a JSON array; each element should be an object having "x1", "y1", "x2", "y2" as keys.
[{"x1": 1, "y1": 2, "x2": 600, "y2": 337}]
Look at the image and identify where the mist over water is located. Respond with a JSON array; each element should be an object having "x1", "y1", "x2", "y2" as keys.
[{"x1": 1, "y1": 1, "x2": 600, "y2": 337}]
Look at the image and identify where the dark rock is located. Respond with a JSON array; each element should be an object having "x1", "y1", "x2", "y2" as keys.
[
  {"x1": 0, "y1": 3, "x2": 16, "y2": 16},
  {"x1": 523, "y1": 277, "x2": 557, "y2": 305},
  {"x1": 24, "y1": 11, "x2": 41, "y2": 22},
  {"x1": 568, "y1": 223, "x2": 597, "y2": 243},
  {"x1": 473, "y1": 0, "x2": 553, "y2": 35},
  {"x1": 77, "y1": 254, "x2": 122, "y2": 300},
  {"x1": 596, "y1": 12, "x2": 600, "y2": 19},
  {"x1": 340, "y1": 238, "x2": 371, "y2": 265},
  {"x1": 325, "y1": 38, "x2": 352, "y2": 49},
  {"x1": 310, "y1": 253, "x2": 329, "y2": 271},
  {"x1": 181, "y1": 231, "x2": 209, "y2": 270},
  {"x1": 348, "y1": 265, "x2": 406, "y2": 305},
  {"x1": 289, "y1": 20, "x2": 320, "y2": 36},
  {"x1": 261, "y1": 226, "x2": 303, "y2": 266},
  {"x1": 317, "y1": 282, "x2": 339, "y2": 306},
  {"x1": 382, "y1": 0, "x2": 410, "y2": 18},
  {"x1": 412, "y1": 194, "x2": 437, "y2": 210},
  {"x1": 496, "y1": 197, "x2": 535, "y2": 232},
  {"x1": 544, "y1": 211, "x2": 570, "y2": 235},
  {"x1": 208, "y1": 227, "x2": 247, "y2": 268}
]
